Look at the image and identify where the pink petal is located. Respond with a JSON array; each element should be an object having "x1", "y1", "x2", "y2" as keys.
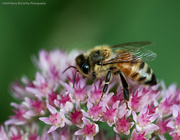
[
  {"x1": 107, "y1": 121, "x2": 114, "y2": 127},
  {"x1": 22, "y1": 101, "x2": 30, "y2": 109},
  {"x1": 38, "y1": 50, "x2": 49, "y2": 70},
  {"x1": 82, "y1": 117, "x2": 91, "y2": 124},
  {"x1": 167, "y1": 121, "x2": 174, "y2": 129},
  {"x1": 47, "y1": 103, "x2": 57, "y2": 114},
  {"x1": 113, "y1": 101, "x2": 120, "y2": 109},
  {"x1": 168, "y1": 84, "x2": 177, "y2": 93},
  {"x1": 95, "y1": 123, "x2": 99, "y2": 134},
  {"x1": 118, "y1": 103, "x2": 131, "y2": 118},
  {"x1": 173, "y1": 105, "x2": 179, "y2": 118},
  {"x1": 87, "y1": 99, "x2": 93, "y2": 109},
  {"x1": 130, "y1": 122, "x2": 135, "y2": 129},
  {"x1": 15, "y1": 121, "x2": 26, "y2": 125},
  {"x1": 39, "y1": 117, "x2": 51, "y2": 124},
  {"x1": 47, "y1": 125, "x2": 59, "y2": 133},
  {"x1": 132, "y1": 111, "x2": 137, "y2": 122},
  {"x1": 64, "y1": 102, "x2": 73, "y2": 112},
  {"x1": 104, "y1": 92, "x2": 114, "y2": 101},
  {"x1": 10, "y1": 102, "x2": 19, "y2": 108},
  {"x1": 113, "y1": 127, "x2": 119, "y2": 134},
  {"x1": 136, "y1": 124, "x2": 142, "y2": 131},
  {"x1": 115, "y1": 134, "x2": 121, "y2": 140},
  {"x1": 26, "y1": 87, "x2": 39, "y2": 95},
  {"x1": 144, "y1": 124, "x2": 159, "y2": 134},
  {"x1": 59, "y1": 121, "x2": 65, "y2": 128},
  {"x1": 54, "y1": 99, "x2": 60, "y2": 107},
  {"x1": 37, "y1": 72, "x2": 45, "y2": 83},
  {"x1": 159, "y1": 135, "x2": 166, "y2": 140},
  {"x1": 0, "y1": 126, "x2": 8, "y2": 140},
  {"x1": 85, "y1": 136, "x2": 94, "y2": 140},
  {"x1": 60, "y1": 81, "x2": 73, "y2": 93},
  {"x1": 124, "y1": 130, "x2": 130, "y2": 135},
  {"x1": 26, "y1": 110, "x2": 36, "y2": 116},
  {"x1": 74, "y1": 129, "x2": 84, "y2": 135},
  {"x1": 5, "y1": 119, "x2": 26, "y2": 126},
  {"x1": 5, "y1": 119, "x2": 16, "y2": 126},
  {"x1": 140, "y1": 106, "x2": 148, "y2": 114},
  {"x1": 64, "y1": 117, "x2": 72, "y2": 125},
  {"x1": 24, "y1": 97, "x2": 31, "y2": 105},
  {"x1": 150, "y1": 113, "x2": 159, "y2": 122}
]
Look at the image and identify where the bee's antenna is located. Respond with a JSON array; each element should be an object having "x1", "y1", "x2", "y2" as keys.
[
  {"x1": 63, "y1": 66, "x2": 77, "y2": 73},
  {"x1": 73, "y1": 70, "x2": 78, "y2": 88},
  {"x1": 63, "y1": 66, "x2": 78, "y2": 88}
]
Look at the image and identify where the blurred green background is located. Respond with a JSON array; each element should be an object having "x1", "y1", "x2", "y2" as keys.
[{"x1": 0, "y1": 0, "x2": 180, "y2": 124}]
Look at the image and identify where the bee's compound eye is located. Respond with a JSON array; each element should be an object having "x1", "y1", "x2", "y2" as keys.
[{"x1": 82, "y1": 64, "x2": 89, "y2": 74}]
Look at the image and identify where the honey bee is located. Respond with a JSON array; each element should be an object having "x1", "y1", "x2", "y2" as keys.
[{"x1": 64, "y1": 41, "x2": 157, "y2": 108}]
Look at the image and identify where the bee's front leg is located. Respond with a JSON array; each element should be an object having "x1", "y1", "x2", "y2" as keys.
[
  {"x1": 102, "y1": 71, "x2": 111, "y2": 95},
  {"x1": 117, "y1": 71, "x2": 130, "y2": 110}
]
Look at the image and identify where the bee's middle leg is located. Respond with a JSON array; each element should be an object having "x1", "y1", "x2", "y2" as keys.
[
  {"x1": 117, "y1": 71, "x2": 130, "y2": 109},
  {"x1": 102, "y1": 71, "x2": 111, "y2": 95}
]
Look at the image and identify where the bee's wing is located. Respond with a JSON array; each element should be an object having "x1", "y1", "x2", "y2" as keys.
[
  {"x1": 132, "y1": 47, "x2": 157, "y2": 62},
  {"x1": 99, "y1": 44, "x2": 157, "y2": 65},
  {"x1": 111, "y1": 41, "x2": 154, "y2": 48}
]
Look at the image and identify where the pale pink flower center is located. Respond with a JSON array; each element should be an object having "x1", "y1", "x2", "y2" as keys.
[
  {"x1": 29, "y1": 131, "x2": 38, "y2": 140},
  {"x1": 50, "y1": 66, "x2": 59, "y2": 80},
  {"x1": 89, "y1": 103, "x2": 102, "y2": 118},
  {"x1": 159, "y1": 98, "x2": 173, "y2": 115},
  {"x1": 147, "y1": 103, "x2": 157, "y2": 115},
  {"x1": 59, "y1": 94, "x2": 71, "y2": 106},
  {"x1": 11, "y1": 131, "x2": 22, "y2": 140},
  {"x1": 170, "y1": 132, "x2": 180, "y2": 140},
  {"x1": 131, "y1": 93, "x2": 141, "y2": 110},
  {"x1": 83, "y1": 123, "x2": 96, "y2": 136},
  {"x1": 157, "y1": 119, "x2": 170, "y2": 134},
  {"x1": 37, "y1": 82, "x2": 48, "y2": 90},
  {"x1": 11, "y1": 109, "x2": 26, "y2": 121},
  {"x1": 137, "y1": 112, "x2": 151, "y2": 127},
  {"x1": 71, "y1": 109, "x2": 83, "y2": 124},
  {"x1": 48, "y1": 92, "x2": 58, "y2": 106},
  {"x1": 116, "y1": 116, "x2": 130, "y2": 133},
  {"x1": 133, "y1": 132, "x2": 146, "y2": 140},
  {"x1": 91, "y1": 86, "x2": 103, "y2": 102},
  {"x1": 108, "y1": 92, "x2": 122, "y2": 106},
  {"x1": 49, "y1": 112, "x2": 62, "y2": 125},
  {"x1": 103, "y1": 107, "x2": 117, "y2": 123},
  {"x1": 74, "y1": 86, "x2": 86, "y2": 101},
  {"x1": 31, "y1": 99, "x2": 45, "y2": 113}
]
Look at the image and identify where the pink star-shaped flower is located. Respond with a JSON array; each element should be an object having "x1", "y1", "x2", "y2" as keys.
[
  {"x1": 39, "y1": 103, "x2": 71, "y2": 133},
  {"x1": 74, "y1": 118, "x2": 99, "y2": 140}
]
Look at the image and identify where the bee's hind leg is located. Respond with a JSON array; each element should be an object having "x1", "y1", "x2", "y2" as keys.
[
  {"x1": 117, "y1": 71, "x2": 130, "y2": 110},
  {"x1": 102, "y1": 71, "x2": 111, "y2": 97}
]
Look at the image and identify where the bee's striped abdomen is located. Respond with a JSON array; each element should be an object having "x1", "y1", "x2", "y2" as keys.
[
  {"x1": 144, "y1": 72, "x2": 157, "y2": 86},
  {"x1": 119, "y1": 61, "x2": 157, "y2": 86}
]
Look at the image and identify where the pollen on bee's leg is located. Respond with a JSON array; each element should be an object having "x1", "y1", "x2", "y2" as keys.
[
  {"x1": 100, "y1": 92, "x2": 104, "y2": 101},
  {"x1": 126, "y1": 101, "x2": 130, "y2": 110},
  {"x1": 123, "y1": 89, "x2": 130, "y2": 110}
]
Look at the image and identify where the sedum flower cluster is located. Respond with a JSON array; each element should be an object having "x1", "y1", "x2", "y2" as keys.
[{"x1": 1, "y1": 49, "x2": 180, "y2": 140}]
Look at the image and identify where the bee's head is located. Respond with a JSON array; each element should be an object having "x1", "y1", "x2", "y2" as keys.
[{"x1": 75, "y1": 54, "x2": 90, "y2": 76}]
